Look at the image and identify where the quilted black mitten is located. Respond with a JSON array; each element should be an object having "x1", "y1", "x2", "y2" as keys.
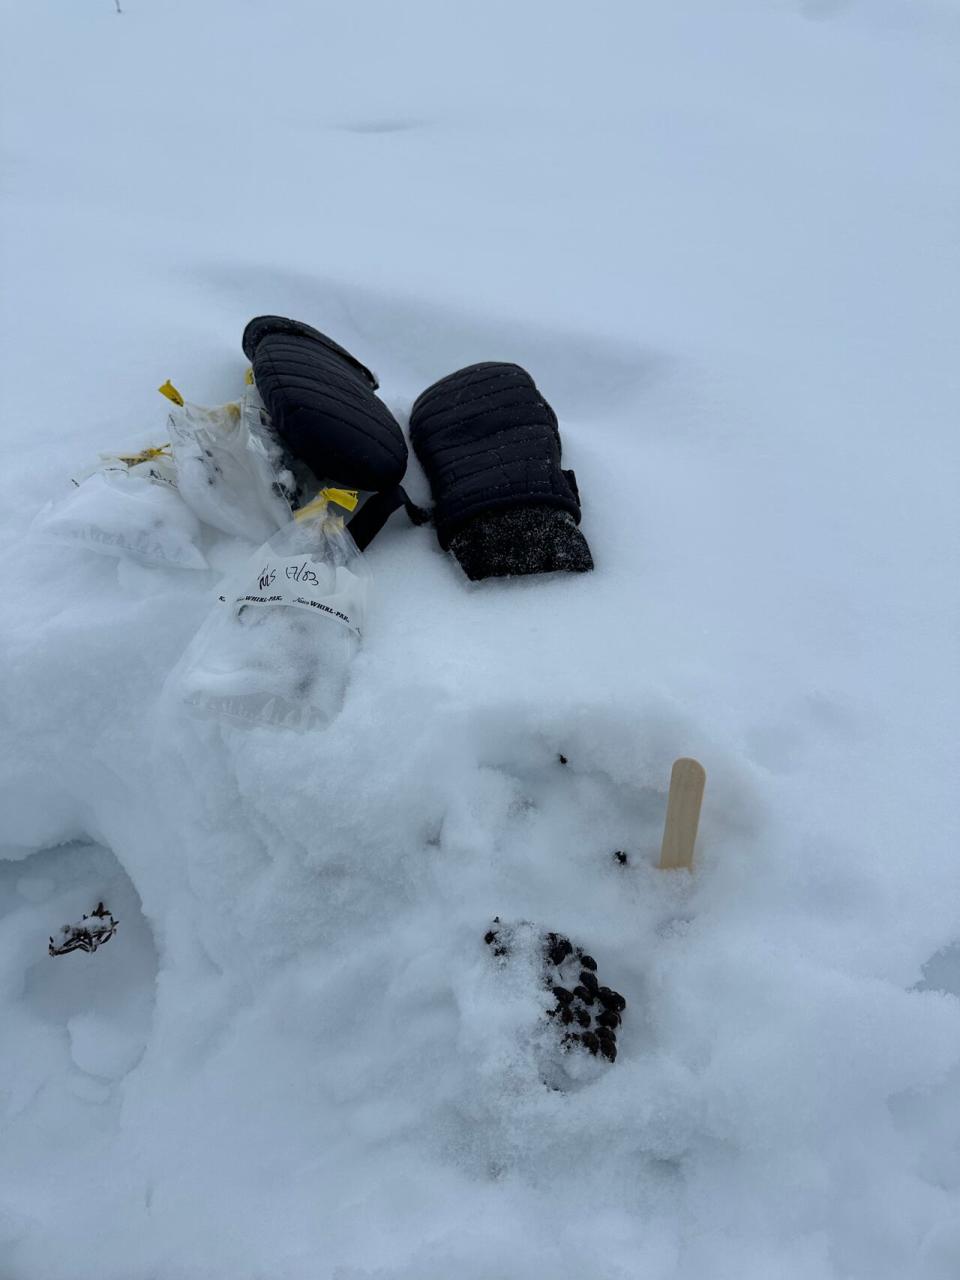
[
  {"x1": 242, "y1": 316, "x2": 425, "y2": 549},
  {"x1": 408, "y1": 362, "x2": 593, "y2": 580}
]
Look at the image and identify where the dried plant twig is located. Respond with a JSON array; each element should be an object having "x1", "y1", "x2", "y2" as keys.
[{"x1": 49, "y1": 902, "x2": 119, "y2": 956}]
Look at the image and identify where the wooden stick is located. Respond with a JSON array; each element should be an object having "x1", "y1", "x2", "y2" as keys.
[{"x1": 658, "y1": 758, "x2": 706, "y2": 871}]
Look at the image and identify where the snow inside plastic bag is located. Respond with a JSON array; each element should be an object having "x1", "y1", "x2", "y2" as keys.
[
  {"x1": 30, "y1": 448, "x2": 209, "y2": 570},
  {"x1": 169, "y1": 490, "x2": 369, "y2": 730},
  {"x1": 167, "y1": 386, "x2": 297, "y2": 544}
]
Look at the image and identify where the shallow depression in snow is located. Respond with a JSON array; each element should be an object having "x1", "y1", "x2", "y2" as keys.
[{"x1": 2, "y1": 841, "x2": 157, "y2": 1086}]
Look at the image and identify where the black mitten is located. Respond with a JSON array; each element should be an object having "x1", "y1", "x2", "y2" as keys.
[
  {"x1": 242, "y1": 316, "x2": 424, "y2": 549},
  {"x1": 408, "y1": 362, "x2": 593, "y2": 580}
]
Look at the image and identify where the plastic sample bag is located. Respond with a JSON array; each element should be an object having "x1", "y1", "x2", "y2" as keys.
[
  {"x1": 171, "y1": 489, "x2": 369, "y2": 730},
  {"x1": 166, "y1": 383, "x2": 297, "y2": 545},
  {"x1": 31, "y1": 446, "x2": 209, "y2": 570}
]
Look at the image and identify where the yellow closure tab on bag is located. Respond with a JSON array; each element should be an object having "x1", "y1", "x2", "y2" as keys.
[
  {"x1": 116, "y1": 444, "x2": 172, "y2": 467},
  {"x1": 295, "y1": 495, "x2": 327, "y2": 523},
  {"x1": 158, "y1": 379, "x2": 185, "y2": 406},
  {"x1": 323, "y1": 487, "x2": 360, "y2": 512},
  {"x1": 294, "y1": 488, "x2": 360, "y2": 523},
  {"x1": 244, "y1": 367, "x2": 255, "y2": 386}
]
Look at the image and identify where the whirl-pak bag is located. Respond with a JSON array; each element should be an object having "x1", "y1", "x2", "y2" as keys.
[
  {"x1": 30, "y1": 379, "x2": 295, "y2": 572},
  {"x1": 31, "y1": 444, "x2": 209, "y2": 570},
  {"x1": 171, "y1": 489, "x2": 369, "y2": 731},
  {"x1": 165, "y1": 382, "x2": 297, "y2": 545}
]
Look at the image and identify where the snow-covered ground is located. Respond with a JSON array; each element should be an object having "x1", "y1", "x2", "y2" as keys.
[{"x1": 2, "y1": 1, "x2": 959, "y2": 1276}]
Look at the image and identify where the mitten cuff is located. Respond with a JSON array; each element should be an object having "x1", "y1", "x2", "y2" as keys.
[{"x1": 448, "y1": 505, "x2": 594, "y2": 581}]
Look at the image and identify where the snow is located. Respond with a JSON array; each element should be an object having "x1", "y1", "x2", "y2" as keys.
[{"x1": 1, "y1": 0, "x2": 959, "y2": 1276}]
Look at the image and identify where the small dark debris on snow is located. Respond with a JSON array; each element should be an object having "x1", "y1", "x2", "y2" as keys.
[
  {"x1": 48, "y1": 902, "x2": 119, "y2": 957},
  {"x1": 484, "y1": 918, "x2": 628, "y2": 1076},
  {"x1": 613, "y1": 850, "x2": 629, "y2": 866},
  {"x1": 558, "y1": 753, "x2": 568, "y2": 765},
  {"x1": 546, "y1": 931, "x2": 573, "y2": 966},
  {"x1": 484, "y1": 917, "x2": 511, "y2": 957},
  {"x1": 598, "y1": 987, "x2": 627, "y2": 1013}
]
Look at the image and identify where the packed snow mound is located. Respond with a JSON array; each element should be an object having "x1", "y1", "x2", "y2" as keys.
[{"x1": 2, "y1": 0, "x2": 959, "y2": 1277}]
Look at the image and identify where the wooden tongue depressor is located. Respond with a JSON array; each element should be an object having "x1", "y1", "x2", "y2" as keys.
[{"x1": 658, "y1": 758, "x2": 707, "y2": 871}]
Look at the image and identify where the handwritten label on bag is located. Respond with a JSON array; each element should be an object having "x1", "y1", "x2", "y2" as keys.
[{"x1": 233, "y1": 556, "x2": 365, "y2": 636}]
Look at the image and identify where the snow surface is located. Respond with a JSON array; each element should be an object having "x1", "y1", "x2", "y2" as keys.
[{"x1": 1, "y1": 1, "x2": 959, "y2": 1276}]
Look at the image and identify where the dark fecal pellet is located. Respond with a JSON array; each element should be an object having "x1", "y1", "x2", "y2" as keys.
[
  {"x1": 614, "y1": 851, "x2": 629, "y2": 866},
  {"x1": 610, "y1": 991, "x2": 627, "y2": 1012},
  {"x1": 596, "y1": 1009, "x2": 621, "y2": 1030},
  {"x1": 579, "y1": 970, "x2": 599, "y2": 994},
  {"x1": 576, "y1": 1007, "x2": 591, "y2": 1028},
  {"x1": 573, "y1": 986, "x2": 594, "y2": 1006},
  {"x1": 581, "y1": 1031, "x2": 599, "y2": 1055},
  {"x1": 600, "y1": 1040, "x2": 617, "y2": 1062},
  {"x1": 553, "y1": 986, "x2": 574, "y2": 1005},
  {"x1": 484, "y1": 930, "x2": 497, "y2": 945},
  {"x1": 596, "y1": 1024, "x2": 615, "y2": 1042},
  {"x1": 579, "y1": 954, "x2": 597, "y2": 972},
  {"x1": 560, "y1": 1007, "x2": 574, "y2": 1025},
  {"x1": 548, "y1": 938, "x2": 573, "y2": 967},
  {"x1": 598, "y1": 987, "x2": 626, "y2": 1012},
  {"x1": 558, "y1": 754, "x2": 568, "y2": 765}
]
